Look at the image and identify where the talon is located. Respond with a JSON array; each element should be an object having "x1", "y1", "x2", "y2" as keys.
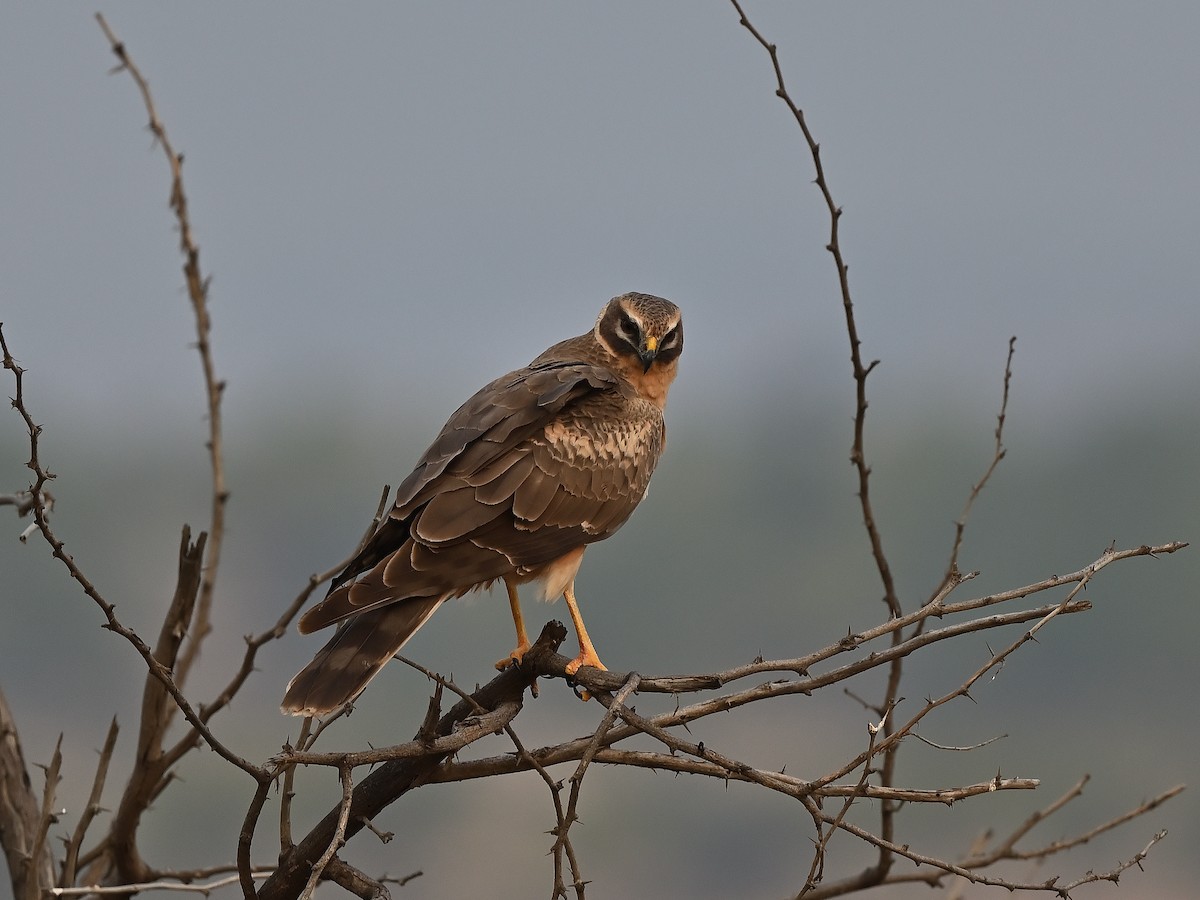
[
  {"x1": 564, "y1": 651, "x2": 606, "y2": 677},
  {"x1": 497, "y1": 637, "x2": 539, "y2": 697},
  {"x1": 495, "y1": 640, "x2": 531, "y2": 671},
  {"x1": 565, "y1": 649, "x2": 607, "y2": 701}
]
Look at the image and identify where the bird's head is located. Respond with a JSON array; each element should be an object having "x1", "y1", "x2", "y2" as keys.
[{"x1": 596, "y1": 293, "x2": 683, "y2": 374}]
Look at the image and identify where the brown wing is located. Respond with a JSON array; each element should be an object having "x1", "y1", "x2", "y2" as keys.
[{"x1": 296, "y1": 360, "x2": 663, "y2": 634}]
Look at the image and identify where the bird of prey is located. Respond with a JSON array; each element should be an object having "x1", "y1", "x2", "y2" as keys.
[{"x1": 282, "y1": 292, "x2": 683, "y2": 716}]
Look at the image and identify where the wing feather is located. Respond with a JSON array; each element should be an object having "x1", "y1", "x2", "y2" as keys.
[
  {"x1": 471, "y1": 452, "x2": 535, "y2": 504},
  {"x1": 511, "y1": 459, "x2": 564, "y2": 522},
  {"x1": 414, "y1": 486, "x2": 506, "y2": 543}
]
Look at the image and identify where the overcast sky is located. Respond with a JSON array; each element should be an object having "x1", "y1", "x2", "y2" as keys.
[{"x1": 3, "y1": 3, "x2": 1198, "y2": 445}]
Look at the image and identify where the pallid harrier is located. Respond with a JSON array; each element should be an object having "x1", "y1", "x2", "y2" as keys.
[{"x1": 282, "y1": 293, "x2": 683, "y2": 716}]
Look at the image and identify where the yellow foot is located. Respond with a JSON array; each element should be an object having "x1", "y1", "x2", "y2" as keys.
[
  {"x1": 497, "y1": 641, "x2": 538, "y2": 697},
  {"x1": 495, "y1": 640, "x2": 531, "y2": 671},
  {"x1": 565, "y1": 650, "x2": 607, "y2": 701},
  {"x1": 564, "y1": 650, "x2": 607, "y2": 677}
]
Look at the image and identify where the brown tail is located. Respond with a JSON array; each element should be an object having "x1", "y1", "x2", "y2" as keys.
[{"x1": 280, "y1": 595, "x2": 445, "y2": 716}]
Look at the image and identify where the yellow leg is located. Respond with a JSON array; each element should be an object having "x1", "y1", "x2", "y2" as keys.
[
  {"x1": 495, "y1": 576, "x2": 532, "y2": 670},
  {"x1": 563, "y1": 581, "x2": 607, "y2": 676}
]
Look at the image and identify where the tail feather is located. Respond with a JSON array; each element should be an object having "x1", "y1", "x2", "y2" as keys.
[{"x1": 281, "y1": 595, "x2": 445, "y2": 716}]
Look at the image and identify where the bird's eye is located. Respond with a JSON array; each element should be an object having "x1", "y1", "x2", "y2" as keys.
[
  {"x1": 619, "y1": 316, "x2": 639, "y2": 338},
  {"x1": 661, "y1": 326, "x2": 679, "y2": 348}
]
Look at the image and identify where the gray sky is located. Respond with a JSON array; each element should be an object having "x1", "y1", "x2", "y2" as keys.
[
  {"x1": 4, "y1": 3, "x2": 1198, "y2": 440},
  {"x1": 3, "y1": 4, "x2": 1198, "y2": 897}
]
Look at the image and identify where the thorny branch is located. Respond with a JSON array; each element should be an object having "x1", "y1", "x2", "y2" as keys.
[
  {"x1": 726, "y1": 3, "x2": 918, "y2": 887},
  {"x1": 259, "y1": 532, "x2": 1180, "y2": 897},
  {"x1": 94, "y1": 13, "x2": 229, "y2": 693}
]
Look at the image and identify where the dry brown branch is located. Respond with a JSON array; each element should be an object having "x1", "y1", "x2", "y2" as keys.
[
  {"x1": 0, "y1": 688, "x2": 54, "y2": 900},
  {"x1": 877, "y1": 777, "x2": 1187, "y2": 891},
  {"x1": 502, "y1": 722, "x2": 580, "y2": 899},
  {"x1": 1, "y1": 325, "x2": 264, "y2": 785},
  {"x1": 551, "y1": 673, "x2": 640, "y2": 899},
  {"x1": 61, "y1": 717, "x2": 119, "y2": 887},
  {"x1": 4, "y1": 317, "x2": 272, "y2": 900},
  {"x1": 94, "y1": 13, "x2": 228, "y2": 695},
  {"x1": 725, "y1": 5, "x2": 995, "y2": 881},
  {"x1": 730, "y1": 1, "x2": 897, "y2": 621},
  {"x1": 47, "y1": 870, "x2": 274, "y2": 896},
  {"x1": 322, "y1": 858, "x2": 394, "y2": 900},
  {"x1": 719, "y1": 8, "x2": 1186, "y2": 893},
  {"x1": 301, "y1": 764, "x2": 354, "y2": 898},
  {"x1": 255, "y1": 622, "x2": 567, "y2": 900},
  {"x1": 105, "y1": 526, "x2": 207, "y2": 884},
  {"x1": 804, "y1": 709, "x2": 893, "y2": 893},
  {"x1": 278, "y1": 716, "x2": 311, "y2": 857},
  {"x1": 936, "y1": 336, "x2": 1017, "y2": 599},
  {"x1": 27, "y1": 736, "x2": 62, "y2": 900}
]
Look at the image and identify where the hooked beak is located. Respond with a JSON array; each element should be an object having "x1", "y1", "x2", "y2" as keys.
[{"x1": 638, "y1": 335, "x2": 659, "y2": 373}]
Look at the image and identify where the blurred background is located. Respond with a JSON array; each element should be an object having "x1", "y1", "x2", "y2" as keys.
[{"x1": 2, "y1": 4, "x2": 1197, "y2": 898}]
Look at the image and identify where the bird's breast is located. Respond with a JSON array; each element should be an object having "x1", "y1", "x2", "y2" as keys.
[
  {"x1": 540, "y1": 401, "x2": 665, "y2": 506},
  {"x1": 544, "y1": 416, "x2": 659, "y2": 463}
]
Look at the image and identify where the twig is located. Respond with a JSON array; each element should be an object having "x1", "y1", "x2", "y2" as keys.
[
  {"x1": 257, "y1": 622, "x2": 567, "y2": 900},
  {"x1": 5, "y1": 323, "x2": 271, "y2": 900},
  {"x1": 300, "y1": 764, "x2": 353, "y2": 899},
  {"x1": 730, "y1": 0, "x2": 896, "y2": 618},
  {"x1": 553, "y1": 674, "x2": 641, "y2": 898},
  {"x1": 322, "y1": 858, "x2": 393, "y2": 900},
  {"x1": 279, "y1": 717, "x2": 311, "y2": 855},
  {"x1": 48, "y1": 871, "x2": 274, "y2": 896},
  {"x1": 27, "y1": 736, "x2": 62, "y2": 900},
  {"x1": 1001, "y1": 784, "x2": 1184, "y2": 864},
  {"x1": 61, "y1": 717, "x2": 120, "y2": 886},
  {"x1": 0, "y1": 687, "x2": 55, "y2": 900},
  {"x1": 937, "y1": 336, "x2": 1017, "y2": 593},
  {"x1": 501, "y1": 723, "x2": 576, "y2": 899},
  {"x1": 94, "y1": 13, "x2": 228, "y2": 692},
  {"x1": 107, "y1": 526, "x2": 208, "y2": 882},
  {"x1": 1, "y1": 326, "x2": 263, "y2": 778},
  {"x1": 438, "y1": 746, "x2": 1039, "y2": 803},
  {"x1": 801, "y1": 710, "x2": 889, "y2": 894},
  {"x1": 910, "y1": 731, "x2": 1006, "y2": 752}
]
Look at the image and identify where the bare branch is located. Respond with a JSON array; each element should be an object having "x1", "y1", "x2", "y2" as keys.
[
  {"x1": 301, "y1": 764, "x2": 354, "y2": 898},
  {"x1": 257, "y1": 622, "x2": 566, "y2": 900},
  {"x1": 61, "y1": 717, "x2": 119, "y2": 887},
  {"x1": 27, "y1": 736, "x2": 62, "y2": 900},
  {"x1": 0, "y1": 688, "x2": 55, "y2": 900},
  {"x1": 937, "y1": 336, "x2": 1017, "y2": 593},
  {"x1": 94, "y1": 13, "x2": 229, "y2": 692},
  {"x1": 48, "y1": 870, "x2": 274, "y2": 896},
  {"x1": 107, "y1": 527, "x2": 207, "y2": 883},
  {"x1": 322, "y1": 858, "x2": 394, "y2": 900},
  {"x1": 729, "y1": 0, "x2": 896, "y2": 619},
  {"x1": 909, "y1": 730, "x2": 1006, "y2": 752},
  {"x1": 2, "y1": 325, "x2": 266, "y2": 783},
  {"x1": 552, "y1": 674, "x2": 640, "y2": 898}
]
